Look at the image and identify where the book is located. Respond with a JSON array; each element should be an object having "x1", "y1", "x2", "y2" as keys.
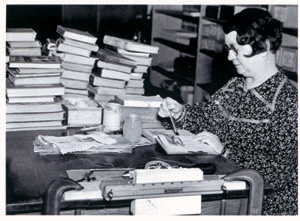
[
  {"x1": 133, "y1": 65, "x2": 149, "y2": 73},
  {"x1": 126, "y1": 79, "x2": 144, "y2": 88},
  {"x1": 96, "y1": 48, "x2": 138, "y2": 66},
  {"x1": 62, "y1": 61, "x2": 93, "y2": 73},
  {"x1": 120, "y1": 54, "x2": 153, "y2": 66},
  {"x1": 90, "y1": 74, "x2": 126, "y2": 88},
  {"x1": 14, "y1": 68, "x2": 64, "y2": 74},
  {"x1": 6, "y1": 80, "x2": 65, "y2": 98},
  {"x1": 56, "y1": 25, "x2": 97, "y2": 44},
  {"x1": 61, "y1": 78, "x2": 89, "y2": 90},
  {"x1": 6, "y1": 125, "x2": 67, "y2": 132},
  {"x1": 111, "y1": 47, "x2": 151, "y2": 57},
  {"x1": 7, "y1": 68, "x2": 61, "y2": 78},
  {"x1": 7, "y1": 47, "x2": 42, "y2": 56},
  {"x1": 6, "y1": 111, "x2": 65, "y2": 123},
  {"x1": 155, "y1": 129, "x2": 221, "y2": 155},
  {"x1": 8, "y1": 74, "x2": 61, "y2": 86},
  {"x1": 7, "y1": 96, "x2": 55, "y2": 104},
  {"x1": 103, "y1": 35, "x2": 159, "y2": 54},
  {"x1": 88, "y1": 91, "x2": 115, "y2": 102},
  {"x1": 65, "y1": 88, "x2": 88, "y2": 96},
  {"x1": 130, "y1": 72, "x2": 144, "y2": 80},
  {"x1": 93, "y1": 68, "x2": 131, "y2": 81},
  {"x1": 125, "y1": 87, "x2": 145, "y2": 95},
  {"x1": 57, "y1": 53, "x2": 97, "y2": 66},
  {"x1": 88, "y1": 85, "x2": 125, "y2": 96},
  {"x1": 9, "y1": 56, "x2": 62, "y2": 69},
  {"x1": 115, "y1": 94, "x2": 163, "y2": 108},
  {"x1": 61, "y1": 37, "x2": 99, "y2": 52},
  {"x1": 96, "y1": 60, "x2": 134, "y2": 73},
  {"x1": 6, "y1": 28, "x2": 37, "y2": 42},
  {"x1": 57, "y1": 41, "x2": 92, "y2": 57},
  {"x1": 6, "y1": 120, "x2": 63, "y2": 130},
  {"x1": 6, "y1": 101, "x2": 63, "y2": 114},
  {"x1": 61, "y1": 69, "x2": 90, "y2": 82},
  {"x1": 7, "y1": 40, "x2": 42, "y2": 48}
]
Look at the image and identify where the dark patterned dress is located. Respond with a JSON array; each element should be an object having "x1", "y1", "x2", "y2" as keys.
[{"x1": 174, "y1": 72, "x2": 298, "y2": 215}]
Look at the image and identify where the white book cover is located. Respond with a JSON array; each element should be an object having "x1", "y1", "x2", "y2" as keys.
[{"x1": 56, "y1": 25, "x2": 97, "y2": 44}]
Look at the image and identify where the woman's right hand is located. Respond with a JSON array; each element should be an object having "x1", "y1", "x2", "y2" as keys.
[{"x1": 158, "y1": 97, "x2": 183, "y2": 120}]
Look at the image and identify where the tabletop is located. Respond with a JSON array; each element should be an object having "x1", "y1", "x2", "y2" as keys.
[{"x1": 6, "y1": 129, "x2": 266, "y2": 214}]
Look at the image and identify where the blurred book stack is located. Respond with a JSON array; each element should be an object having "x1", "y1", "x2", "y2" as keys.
[
  {"x1": 6, "y1": 28, "x2": 42, "y2": 57},
  {"x1": 54, "y1": 25, "x2": 98, "y2": 97},
  {"x1": 90, "y1": 35, "x2": 159, "y2": 103},
  {"x1": 6, "y1": 55, "x2": 65, "y2": 131},
  {"x1": 103, "y1": 35, "x2": 159, "y2": 96}
]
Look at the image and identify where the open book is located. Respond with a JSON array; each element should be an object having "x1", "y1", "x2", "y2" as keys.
[{"x1": 144, "y1": 129, "x2": 221, "y2": 155}]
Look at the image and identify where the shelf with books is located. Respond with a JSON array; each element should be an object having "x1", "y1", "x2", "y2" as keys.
[
  {"x1": 153, "y1": 37, "x2": 197, "y2": 56},
  {"x1": 152, "y1": 65, "x2": 194, "y2": 86},
  {"x1": 155, "y1": 9, "x2": 199, "y2": 23}
]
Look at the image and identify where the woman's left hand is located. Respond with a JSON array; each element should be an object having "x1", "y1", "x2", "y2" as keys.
[{"x1": 194, "y1": 131, "x2": 224, "y2": 154}]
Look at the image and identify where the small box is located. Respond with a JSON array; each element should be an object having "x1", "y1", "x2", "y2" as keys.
[{"x1": 62, "y1": 95, "x2": 103, "y2": 127}]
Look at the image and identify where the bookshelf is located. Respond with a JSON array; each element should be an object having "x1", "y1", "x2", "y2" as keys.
[{"x1": 150, "y1": 5, "x2": 201, "y2": 104}]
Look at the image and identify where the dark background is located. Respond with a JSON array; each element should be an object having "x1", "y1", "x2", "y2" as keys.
[{"x1": 6, "y1": 5, "x2": 152, "y2": 46}]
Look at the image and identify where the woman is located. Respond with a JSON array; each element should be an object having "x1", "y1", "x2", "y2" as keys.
[{"x1": 158, "y1": 8, "x2": 297, "y2": 215}]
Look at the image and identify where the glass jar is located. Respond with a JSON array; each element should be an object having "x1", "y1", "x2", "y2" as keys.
[
  {"x1": 123, "y1": 114, "x2": 142, "y2": 143},
  {"x1": 103, "y1": 103, "x2": 121, "y2": 132}
]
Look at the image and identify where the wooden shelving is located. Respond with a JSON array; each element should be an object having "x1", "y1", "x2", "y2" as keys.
[
  {"x1": 152, "y1": 65, "x2": 194, "y2": 86},
  {"x1": 155, "y1": 9, "x2": 199, "y2": 23},
  {"x1": 154, "y1": 37, "x2": 197, "y2": 56}
]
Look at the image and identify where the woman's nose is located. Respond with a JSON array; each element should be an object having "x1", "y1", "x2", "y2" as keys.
[{"x1": 227, "y1": 50, "x2": 236, "y2": 61}]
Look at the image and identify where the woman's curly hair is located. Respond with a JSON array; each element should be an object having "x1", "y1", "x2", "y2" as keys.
[{"x1": 223, "y1": 8, "x2": 282, "y2": 57}]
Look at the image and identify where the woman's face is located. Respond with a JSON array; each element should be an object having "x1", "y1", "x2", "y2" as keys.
[{"x1": 224, "y1": 31, "x2": 263, "y2": 78}]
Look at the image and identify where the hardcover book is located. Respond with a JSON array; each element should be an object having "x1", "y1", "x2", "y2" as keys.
[
  {"x1": 95, "y1": 48, "x2": 138, "y2": 66},
  {"x1": 6, "y1": 111, "x2": 65, "y2": 123},
  {"x1": 6, "y1": 28, "x2": 37, "y2": 42},
  {"x1": 103, "y1": 35, "x2": 159, "y2": 54},
  {"x1": 61, "y1": 77, "x2": 89, "y2": 90},
  {"x1": 115, "y1": 94, "x2": 163, "y2": 108},
  {"x1": 57, "y1": 41, "x2": 92, "y2": 57},
  {"x1": 90, "y1": 74, "x2": 126, "y2": 88},
  {"x1": 62, "y1": 37, "x2": 99, "y2": 52},
  {"x1": 6, "y1": 80, "x2": 65, "y2": 97},
  {"x1": 8, "y1": 74, "x2": 61, "y2": 86},
  {"x1": 6, "y1": 101, "x2": 64, "y2": 114},
  {"x1": 61, "y1": 69, "x2": 91, "y2": 82},
  {"x1": 88, "y1": 85, "x2": 126, "y2": 96},
  {"x1": 96, "y1": 60, "x2": 134, "y2": 74},
  {"x1": 56, "y1": 25, "x2": 97, "y2": 44},
  {"x1": 57, "y1": 53, "x2": 97, "y2": 66},
  {"x1": 93, "y1": 68, "x2": 131, "y2": 81},
  {"x1": 9, "y1": 56, "x2": 62, "y2": 69}
]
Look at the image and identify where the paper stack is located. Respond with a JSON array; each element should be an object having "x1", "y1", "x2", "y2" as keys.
[{"x1": 54, "y1": 25, "x2": 98, "y2": 97}]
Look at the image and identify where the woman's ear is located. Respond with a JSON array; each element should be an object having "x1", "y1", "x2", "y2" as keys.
[{"x1": 260, "y1": 39, "x2": 271, "y2": 57}]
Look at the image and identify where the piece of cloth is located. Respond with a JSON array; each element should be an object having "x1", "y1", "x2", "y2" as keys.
[{"x1": 172, "y1": 72, "x2": 298, "y2": 215}]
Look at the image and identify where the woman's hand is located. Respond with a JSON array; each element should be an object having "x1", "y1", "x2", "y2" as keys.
[
  {"x1": 158, "y1": 97, "x2": 183, "y2": 120},
  {"x1": 194, "y1": 131, "x2": 224, "y2": 154}
]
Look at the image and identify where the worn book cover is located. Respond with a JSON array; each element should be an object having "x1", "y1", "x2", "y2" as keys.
[
  {"x1": 56, "y1": 25, "x2": 97, "y2": 44},
  {"x1": 9, "y1": 56, "x2": 62, "y2": 69}
]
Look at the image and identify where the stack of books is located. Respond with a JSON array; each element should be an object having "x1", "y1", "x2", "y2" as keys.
[
  {"x1": 103, "y1": 35, "x2": 159, "y2": 96},
  {"x1": 6, "y1": 56, "x2": 66, "y2": 131},
  {"x1": 6, "y1": 28, "x2": 42, "y2": 56},
  {"x1": 55, "y1": 25, "x2": 98, "y2": 97},
  {"x1": 90, "y1": 35, "x2": 159, "y2": 103}
]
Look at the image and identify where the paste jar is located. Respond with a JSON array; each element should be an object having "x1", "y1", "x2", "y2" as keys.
[{"x1": 123, "y1": 114, "x2": 142, "y2": 143}]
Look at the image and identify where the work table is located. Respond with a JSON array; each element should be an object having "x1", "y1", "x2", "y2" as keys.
[{"x1": 6, "y1": 130, "x2": 272, "y2": 215}]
